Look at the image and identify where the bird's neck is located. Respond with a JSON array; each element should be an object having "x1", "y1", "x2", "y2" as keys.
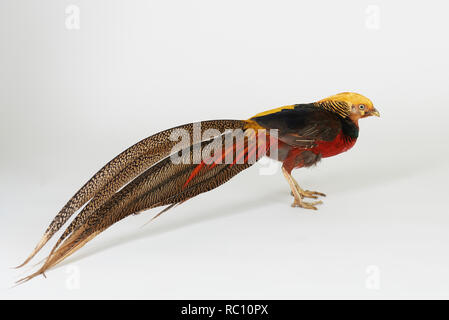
[
  {"x1": 313, "y1": 101, "x2": 351, "y2": 118},
  {"x1": 341, "y1": 117, "x2": 359, "y2": 139}
]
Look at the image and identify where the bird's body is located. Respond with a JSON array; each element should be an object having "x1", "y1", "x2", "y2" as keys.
[
  {"x1": 16, "y1": 92, "x2": 379, "y2": 283},
  {"x1": 248, "y1": 103, "x2": 359, "y2": 167}
]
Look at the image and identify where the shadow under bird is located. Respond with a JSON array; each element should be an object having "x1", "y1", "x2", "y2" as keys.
[{"x1": 16, "y1": 92, "x2": 380, "y2": 283}]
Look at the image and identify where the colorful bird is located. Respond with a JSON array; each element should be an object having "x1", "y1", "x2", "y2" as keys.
[{"x1": 16, "y1": 92, "x2": 379, "y2": 283}]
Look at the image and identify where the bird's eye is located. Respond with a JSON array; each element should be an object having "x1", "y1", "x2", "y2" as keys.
[{"x1": 359, "y1": 104, "x2": 365, "y2": 110}]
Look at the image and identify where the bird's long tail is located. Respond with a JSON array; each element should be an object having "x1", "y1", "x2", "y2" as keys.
[{"x1": 16, "y1": 119, "x2": 274, "y2": 283}]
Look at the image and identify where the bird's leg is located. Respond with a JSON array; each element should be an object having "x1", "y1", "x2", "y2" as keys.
[
  {"x1": 282, "y1": 166, "x2": 323, "y2": 210},
  {"x1": 291, "y1": 177, "x2": 326, "y2": 199}
]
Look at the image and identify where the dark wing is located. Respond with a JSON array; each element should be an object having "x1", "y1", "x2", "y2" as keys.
[{"x1": 250, "y1": 104, "x2": 342, "y2": 148}]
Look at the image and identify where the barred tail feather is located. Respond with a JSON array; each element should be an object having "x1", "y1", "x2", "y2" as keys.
[
  {"x1": 17, "y1": 120, "x2": 273, "y2": 282},
  {"x1": 16, "y1": 120, "x2": 246, "y2": 268}
]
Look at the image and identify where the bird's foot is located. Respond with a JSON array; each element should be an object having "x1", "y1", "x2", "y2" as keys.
[
  {"x1": 291, "y1": 198, "x2": 323, "y2": 210},
  {"x1": 294, "y1": 180, "x2": 325, "y2": 199},
  {"x1": 301, "y1": 189, "x2": 326, "y2": 199},
  {"x1": 290, "y1": 188, "x2": 326, "y2": 199},
  {"x1": 281, "y1": 166, "x2": 325, "y2": 210}
]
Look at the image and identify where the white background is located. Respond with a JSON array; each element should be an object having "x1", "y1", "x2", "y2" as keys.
[{"x1": 1, "y1": 0, "x2": 449, "y2": 299}]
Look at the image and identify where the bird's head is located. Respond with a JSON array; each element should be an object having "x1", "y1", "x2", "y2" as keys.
[{"x1": 317, "y1": 92, "x2": 380, "y2": 123}]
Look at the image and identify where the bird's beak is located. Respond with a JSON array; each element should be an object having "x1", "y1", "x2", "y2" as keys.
[{"x1": 369, "y1": 108, "x2": 380, "y2": 117}]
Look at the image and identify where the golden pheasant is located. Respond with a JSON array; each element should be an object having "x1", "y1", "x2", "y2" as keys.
[{"x1": 16, "y1": 92, "x2": 379, "y2": 283}]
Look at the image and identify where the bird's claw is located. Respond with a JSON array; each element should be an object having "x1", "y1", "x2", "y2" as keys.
[
  {"x1": 290, "y1": 190, "x2": 326, "y2": 199},
  {"x1": 291, "y1": 199, "x2": 323, "y2": 210},
  {"x1": 301, "y1": 189, "x2": 326, "y2": 199}
]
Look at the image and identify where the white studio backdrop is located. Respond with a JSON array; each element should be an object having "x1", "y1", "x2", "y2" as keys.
[{"x1": 1, "y1": 0, "x2": 449, "y2": 299}]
